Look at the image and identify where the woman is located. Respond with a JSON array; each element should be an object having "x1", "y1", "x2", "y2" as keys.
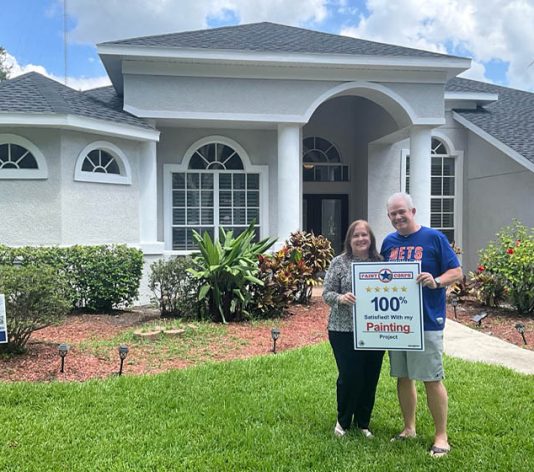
[{"x1": 323, "y1": 220, "x2": 384, "y2": 438}]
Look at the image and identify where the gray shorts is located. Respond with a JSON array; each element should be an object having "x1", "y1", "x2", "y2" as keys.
[{"x1": 389, "y1": 330, "x2": 444, "y2": 381}]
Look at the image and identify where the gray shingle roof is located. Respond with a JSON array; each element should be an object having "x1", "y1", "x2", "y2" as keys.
[
  {"x1": 100, "y1": 22, "x2": 461, "y2": 59},
  {"x1": 446, "y1": 77, "x2": 534, "y2": 165},
  {"x1": 0, "y1": 72, "x2": 154, "y2": 130}
]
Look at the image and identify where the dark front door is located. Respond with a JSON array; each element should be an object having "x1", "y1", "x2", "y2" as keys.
[{"x1": 303, "y1": 194, "x2": 349, "y2": 255}]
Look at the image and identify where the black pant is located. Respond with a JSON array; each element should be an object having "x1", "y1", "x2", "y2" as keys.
[{"x1": 328, "y1": 331, "x2": 384, "y2": 430}]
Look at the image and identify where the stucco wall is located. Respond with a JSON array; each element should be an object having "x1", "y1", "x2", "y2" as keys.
[
  {"x1": 124, "y1": 75, "x2": 341, "y2": 118},
  {"x1": 0, "y1": 127, "x2": 143, "y2": 247},
  {"x1": 463, "y1": 132, "x2": 534, "y2": 270},
  {"x1": 59, "y1": 130, "x2": 141, "y2": 245},
  {"x1": 0, "y1": 128, "x2": 62, "y2": 245}
]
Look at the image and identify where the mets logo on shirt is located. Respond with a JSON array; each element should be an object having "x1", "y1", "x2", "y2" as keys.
[{"x1": 378, "y1": 268, "x2": 393, "y2": 283}]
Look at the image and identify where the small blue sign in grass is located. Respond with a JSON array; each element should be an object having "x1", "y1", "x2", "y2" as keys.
[{"x1": 0, "y1": 294, "x2": 7, "y2": 343}]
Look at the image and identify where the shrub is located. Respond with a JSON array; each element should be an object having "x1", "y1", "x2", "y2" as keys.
[
  {"x1": 0, "y1": 244, "x2": 144, "y2": 312},
  {"x1": 0, "y1": 265, "x2": 71, "y2": 353},
  {"x1": 477, "y1": 220, "x2": 534, "y2": 314},
  {"x1": 70, "y1": 245, "x2": 144, "y2": 312},
  {"x1": 149, "y1": 256, "x2": 203, "y2": 318},
  {"x1": 189, "y1": 223, "x2": 276, "y2": 323}
]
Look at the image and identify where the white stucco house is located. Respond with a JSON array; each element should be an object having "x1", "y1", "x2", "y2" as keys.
[{"x1": 1, "y1": 22, "x2": 533, "y2": 301}]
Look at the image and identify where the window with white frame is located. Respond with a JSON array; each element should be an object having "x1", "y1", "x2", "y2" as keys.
[
  {"x1": 169, "y1": 141, "x2": 263, "y2": 250},
  {"x1": 0, "y1": 134, "x2": 48, "y2": 179},
  {"x1": 405, "y1": 138, "x2": 456, "y2": 243},
  {"x1": 74, "y1": 141, "x2": 131, "y2": 185},
  {"x1": 303, "y1": 136, "x2": 349, "y2": 182}
]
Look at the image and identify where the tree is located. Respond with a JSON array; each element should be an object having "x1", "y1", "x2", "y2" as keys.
[{"x1": 0, "y1": 46, "x2": 12, "y2": 81}]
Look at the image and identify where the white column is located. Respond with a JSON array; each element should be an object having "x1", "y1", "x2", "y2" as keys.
[
  {"x1": 277, "y1": 124, "x2": 302, "y2": 245},
  {"x1": 139, "y1": 141, "x2": 164, "y2": 254},
  {"x1": 409, "y1": 126, "x2": 432, "y2": 227}
]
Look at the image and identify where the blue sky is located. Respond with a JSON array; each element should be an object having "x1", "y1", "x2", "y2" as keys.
[{"x1": 1, "y1": 0, "x2": 533, "y2": 91}]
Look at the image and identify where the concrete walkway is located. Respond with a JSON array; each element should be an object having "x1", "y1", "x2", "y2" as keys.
[{"x1": 444, "y1": 320, "x2": 534, "y2": 375}]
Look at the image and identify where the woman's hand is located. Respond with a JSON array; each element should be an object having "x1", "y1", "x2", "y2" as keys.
[{"x1": 338, "y1": 292, "x2": 356, "y2": 305}]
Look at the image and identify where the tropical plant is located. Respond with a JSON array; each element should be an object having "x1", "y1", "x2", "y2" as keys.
[
  {"x1": 0, "y1": 265, "x2": 71, "y2": 353},
  {"x1": 476, "y1": 220, "x2": 534, "y2": 314},
  {"x1": 469, "y1": 269, "x2": 508, "y2": 307},
  {"x1": 188, "y1": 223, "x2": 276, "y2": 323},
  {"x1": 285, "y1": 231, "x2": 334, "y2": 304}
]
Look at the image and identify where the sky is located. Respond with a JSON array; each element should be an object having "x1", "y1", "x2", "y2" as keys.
[{"x1": 1, "y1": 0, "x2": 533, "y2": 92}]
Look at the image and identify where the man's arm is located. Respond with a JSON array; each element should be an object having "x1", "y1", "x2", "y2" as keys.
[{"x1": 417, "y1": 267, "x2": 463, "y2": 289}]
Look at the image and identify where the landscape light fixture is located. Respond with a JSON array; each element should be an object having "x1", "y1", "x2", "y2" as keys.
[
  {"x1": 450, "y1": 294, "x2": 459, "y2": 319},
  {"x1": 58, "y1": 343, "x2": 69, "y2": 373},
  {"x1": 118, "y1": 345, "x2": 129, "y2": 376},
  {"x1": 271, "y1": 328, "x2": 280, "y2": 354},
  {"x1": 471, "y1": 311, "x2": 488, "y2": 327},
  {"x1": 514, "y1": 323, "x2": 527, "y2": 345}
]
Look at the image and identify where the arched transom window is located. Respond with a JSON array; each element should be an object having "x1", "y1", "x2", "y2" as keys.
[
  {"x1": 0, "y1": 134, "x2": 48, "y2": 179},
  {"x1": 169, "y1": 140, "x2": 263, "y2": 250},
  {"x1": 74, "y1": 141, "x2": 131, "y2": 185},
  {"x1": 189, "y1": 143, "x2": 244, "y2": 170},
  {"x1": 405, "y1": 137, "x2": 456, "y2": 242},
  {"x1": 303, "y1": 136, "x2": 348, "y2": 182},
  {"x1": 81, "y1": 149, "x2": 121, "y2": 174},
  {"x1": 0, "y1": 143, "x2": 38, "y2": 170}
]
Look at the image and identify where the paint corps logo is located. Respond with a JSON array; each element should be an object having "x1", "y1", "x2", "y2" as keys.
[{"x1": 379, "y1": 268, "x2": 393, "y2": 283}]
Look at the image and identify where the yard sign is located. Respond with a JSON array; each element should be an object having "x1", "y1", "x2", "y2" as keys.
[{"x1": 0, "y1": 294, "x2": 7, "y2": 343}]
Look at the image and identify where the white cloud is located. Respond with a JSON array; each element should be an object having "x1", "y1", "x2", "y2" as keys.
[
  {"x1": 5, "y1": 51, "x2": 111, "y2": 91},
  {"x1": 61, "y1": 0, "x2": 329, "y2": 44},
  {"x1": 339, "y1": 0, "x2": 534, "y2": 91}
]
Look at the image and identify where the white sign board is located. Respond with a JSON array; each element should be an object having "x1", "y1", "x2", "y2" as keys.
[
  {"x1": 352, "y1": 262, "x2": 424, "y2": 351},
  {"x1": 0, "y1": 294, "x2": 7, "y2": 344}
]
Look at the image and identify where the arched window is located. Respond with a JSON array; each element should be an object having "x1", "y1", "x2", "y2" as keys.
[
  {"x1": 165, "y1": 137, "x2": 267, "y2": 251},
  {"x1": 74, "y1": 141, "x2": 131, "y2": 185},
  {"x1": 405, "y1": 137, "x2": 457, "y2": 242},
  {"x1": 0, "y1": 134, "x2": 48, "y2": 179},
  {"x1": 303, "y1": 137, "x2": 348, "y2": 182}
]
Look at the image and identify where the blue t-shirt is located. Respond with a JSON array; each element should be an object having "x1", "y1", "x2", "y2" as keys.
[{"x1": 380, "y1": 226, "x2": 460, "y2": 331}]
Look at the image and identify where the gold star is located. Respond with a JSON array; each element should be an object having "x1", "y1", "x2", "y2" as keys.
[
  {"x1": 383, "y1": 286, "x2": 390, "y2": 292},
  {"x1": 374, "y1": 287, "x2": 381, "y2": 292},
  {"x1": 366, "y1": 286, "x2": 372, "y2": 292},
  {"x1": 392, "y1": 286, "x2": 399, "y2": 292},
  {"x1": 401, "y1": 286, "x2": 408, "y2": 292}
]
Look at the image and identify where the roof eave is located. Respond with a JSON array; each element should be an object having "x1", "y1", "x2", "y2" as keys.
[
  {"x1": 0, "y1": 113, "x2": 160, "y2": 142},
  {"x1": 452, "y1": 111, "x2": 534, "y2": 173},
  {"x1": 98, "y1": 44, "x2": 471, "y2": 92},
  {"x1": 445, "y1": 91, "x2": 499, "y2": 106}
]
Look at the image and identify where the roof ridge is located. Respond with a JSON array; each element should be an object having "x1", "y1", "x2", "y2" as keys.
[
  {"x1": 98, "y1": 21, "x2": 466, "y2": 60},
  {"x1": 30, "y1": 73, "x2": 73, "y2": 113}
]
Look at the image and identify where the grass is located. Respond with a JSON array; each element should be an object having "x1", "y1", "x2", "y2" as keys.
[
  {"x1": 0, "y1": 343, "x2": 532, "y2": 471},
  {"x1": 78, "y1": 320, "x2": 231, "y2": 363}
]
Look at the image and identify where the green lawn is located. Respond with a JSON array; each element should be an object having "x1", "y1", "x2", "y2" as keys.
[{"x1": 1, "y1": 343, "x2": 532, "y2": 471}]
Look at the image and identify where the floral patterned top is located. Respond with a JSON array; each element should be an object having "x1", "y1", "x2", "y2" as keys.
[{"x1": 323, "y1": 253, "x2": 382, "y2": 332}]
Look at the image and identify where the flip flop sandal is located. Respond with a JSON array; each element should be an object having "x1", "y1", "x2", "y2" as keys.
[{"x1": 429, "y1": 445, "x2": 451, "y2": 457}]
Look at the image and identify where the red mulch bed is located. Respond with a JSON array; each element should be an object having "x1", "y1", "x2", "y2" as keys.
[
  {"x1": 1, "y1": 297, "x2": 531, "y2": 383},
  {"x1": 448, "y1": 297, "x2": 534, "y2": 350}
]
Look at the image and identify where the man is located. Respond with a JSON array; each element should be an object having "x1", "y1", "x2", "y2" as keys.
[{"x1": 380, "y1": 192, "x2": 462, "y2": 458}]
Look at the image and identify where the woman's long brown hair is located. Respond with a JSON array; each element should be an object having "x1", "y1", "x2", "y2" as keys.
[{"x1": 343, "y1": 219, "x2": 381, "y2": 260}]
